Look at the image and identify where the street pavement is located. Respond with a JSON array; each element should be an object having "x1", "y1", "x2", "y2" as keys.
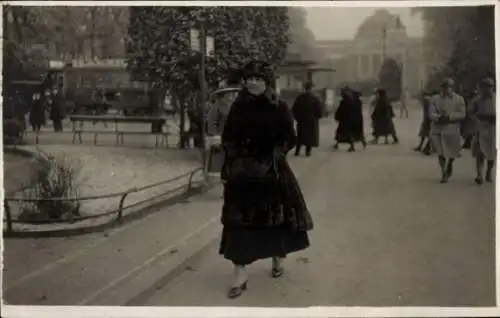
[
  {"x1": 3, "y1": 107, "x2": 496, "y2": 307},
  {"x1": 143, "y1": 110, "x2": 496, "y2": 307}
]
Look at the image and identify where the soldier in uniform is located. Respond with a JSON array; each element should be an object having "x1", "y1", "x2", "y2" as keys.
[
  {"x1": 429, "y1": 78, "x2": 467, "y2": 183},
  {"x1": 470, "y1": 77, "x2": 496, "y2": 185}
]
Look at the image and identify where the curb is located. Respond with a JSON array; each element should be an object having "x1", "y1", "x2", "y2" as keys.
[{"x1": 3, "y1": 182, "x2": 217, "y2": 239}]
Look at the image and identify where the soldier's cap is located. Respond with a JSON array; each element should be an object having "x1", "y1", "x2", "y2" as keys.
[
  {"x1": 480, "y1": 77, "x2": 495, "y2": 87},
  {"x1": 441, "y1": 78, "x2": 454, "y2": 87}
]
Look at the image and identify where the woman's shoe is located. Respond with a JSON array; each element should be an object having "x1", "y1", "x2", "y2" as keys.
[
  {"x1": 227, "y1": 280, "x2": 248, "y2": 299},
  {"x1": 271, "y1": 267, "x2": 284, "y2": 278},
  {"x1": 475, "y1": 177, "x2": 483, "y2": 185}
]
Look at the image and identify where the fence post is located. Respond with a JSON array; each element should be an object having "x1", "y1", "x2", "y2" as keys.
[
  {"x1": 116, "y1": 189, "x2": 134, "y2": 222},
  {"x1": 4, "y1": 200, "x2": 13, "y2": 234}
]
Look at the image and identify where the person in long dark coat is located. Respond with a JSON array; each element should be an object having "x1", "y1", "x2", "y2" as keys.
[
  {"x1": 292, "y1": 81, "x2": 323, "y2": 156},
  {"x1": 370, "y1": 88, "x2": 399, "y2": 144},
  {"x1": 351, "y1": 90, "x2": 367, "y2": 147},
  {"x1": 219, "y1": 60, "x2": 313, "y2": 299},
  {"x1": 333, "y1": 87, "x2": 366, "y2": 152},
  {"x1": 49, "y1": 89, "x2": 65, "y2": 132},
  {"x1": 29, "y1": 92, "x2": 46, "y2": 133}
]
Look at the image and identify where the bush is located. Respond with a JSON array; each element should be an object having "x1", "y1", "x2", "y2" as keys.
[
  {"x1": 18, "y1": 156, "x2": 82, "y2": 223},
  {"x1": 3, "y1": 119, "x2": 24, "y2": 145}
]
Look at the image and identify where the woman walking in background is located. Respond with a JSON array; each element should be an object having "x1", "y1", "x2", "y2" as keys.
[
  {"x1": 470, "y1": 78, "x2": 496, "y2": 185},
  {"x1": 370, "y1": 89, "x2": 399, "y2": 145},
  {"x1": 219, "y1": 61, "x2": 313, "y2": 299},
  {"x1": 334, "y1": 86, "x2": 366, "y2": 152}
]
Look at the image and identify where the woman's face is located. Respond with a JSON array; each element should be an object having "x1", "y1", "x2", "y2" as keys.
[{"x1": 245, "y1": 76, "x2": 266, "y2": 95}]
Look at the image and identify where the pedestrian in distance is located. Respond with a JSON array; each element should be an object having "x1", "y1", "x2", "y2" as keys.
[
  {"x1": 206, "y1": 86, "x2": 240, "y2": 190},
  {"x1": 461, "y1": 87, "x2": 479, "y2": 150},
  {"x1": 400, "y1": 87, "x2": 410, "y2": 118},
  {"x1": 370, "y1": 88, "x2": 399, "y2": 145},
  {"x1": 219, "y1": 60, "x2": 313, "y2": 299},
  {"x1": 470, "y1": 77, "x2": 496, "y2": 185},
  {"x1": 49, "y1": 88, "x2": 65, "y2": 132},
  {"x1": 429, "y1": 78, "x2": 467, "y2": 183},
  {"x1": 292, "y1": 81, "x2": 324, "y2": 157},
  {"x1": 29, "y1": 91, "x2": 46, "y2": 144},
  {"x1": 333, "y1": 86, "x2": 367, "y2": 152},
  {"x1": 413, "y1": 90, "x2": 434, "y2": 155}
]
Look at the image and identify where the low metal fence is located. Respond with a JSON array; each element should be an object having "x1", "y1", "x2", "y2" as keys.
[{"x1": 3, "y1": 167, "x2": 206, "y2": 234}]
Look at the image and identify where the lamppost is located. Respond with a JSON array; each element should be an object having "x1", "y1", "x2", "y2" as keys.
[
  {"x1": 382, "y1": 24, "x2": 387, "y2": 60},
  {"x1": 190, "y1": 14, "x2": 214, "y2": 178}
]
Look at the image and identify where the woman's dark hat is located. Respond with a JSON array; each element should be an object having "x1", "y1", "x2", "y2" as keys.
[{"x1": 241, "y1": 60, "x2": 275, "y2": 83}]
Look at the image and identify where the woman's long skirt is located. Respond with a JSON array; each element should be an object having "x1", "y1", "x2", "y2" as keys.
[
  {"x1": 219, "y1": 156, "x2": 312, "y2": 266},
  {"x1": 372, "y1": 116, "x2": 395, "y2": 137},
  {"x1": 219, "y1": 226, "x2": 310, "y2": 265}
]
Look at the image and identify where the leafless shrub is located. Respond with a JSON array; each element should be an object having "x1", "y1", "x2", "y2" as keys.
[{"x1": 18, "y1": 156, "x2": 82, "y2": 223}]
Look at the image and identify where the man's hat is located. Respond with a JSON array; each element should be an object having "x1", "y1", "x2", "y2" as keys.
[
  {"x1": 480, "y1": 77, "x2": 495, "y2": 87},
  {"x1": 441, "y1": 78, "x2": 454, "y2": 87}
]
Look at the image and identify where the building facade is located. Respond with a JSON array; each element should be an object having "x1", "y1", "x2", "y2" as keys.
[{"x1": 315, "y1": 9, "x2": 427, "y2": 95}]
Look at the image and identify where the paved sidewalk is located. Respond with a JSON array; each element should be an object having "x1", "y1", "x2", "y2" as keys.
[{"x1": 142, "y1": 115, "x2": 496, "y2": 307}]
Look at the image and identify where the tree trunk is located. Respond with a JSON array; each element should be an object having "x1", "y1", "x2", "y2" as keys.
[{"x1": 177, "y1": 95, "x2": 187, "y2": 149}]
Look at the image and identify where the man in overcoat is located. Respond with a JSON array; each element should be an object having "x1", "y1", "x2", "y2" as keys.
[
  {"x1": 292, "y1": 81, "x2": 323, "y2": 156},
  {"x1": 470, "y1": 77, "x2": 496, "y2": 185},
  {"x1": 429, "y1": 78, "x2": 466, "y2": 183},
  {"x1": 49, "y1": 89, "x2": 65, "y2": 132}
]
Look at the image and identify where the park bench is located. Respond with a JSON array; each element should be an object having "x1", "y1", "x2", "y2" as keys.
[{"x1": 69, "y1": 115, "x2": 170, "y2": 147}]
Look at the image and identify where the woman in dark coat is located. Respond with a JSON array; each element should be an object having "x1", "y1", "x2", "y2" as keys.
[
  {"x1": 333, "y1": 87, "x2": 366, "y2": 152},
  {"x1": 370, "y1": 89, "x2": 399, "y2": 144},
  {"x1": 292, "y1": 81, "x2": 323, "y2": 156},
  {"x1": 219, "y1": 61, "x2": 313, "y2": 299}
]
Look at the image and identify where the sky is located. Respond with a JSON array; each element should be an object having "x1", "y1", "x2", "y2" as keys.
[{"x1": 305, "y1": 7, "x2": 424, "y2": 40}]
